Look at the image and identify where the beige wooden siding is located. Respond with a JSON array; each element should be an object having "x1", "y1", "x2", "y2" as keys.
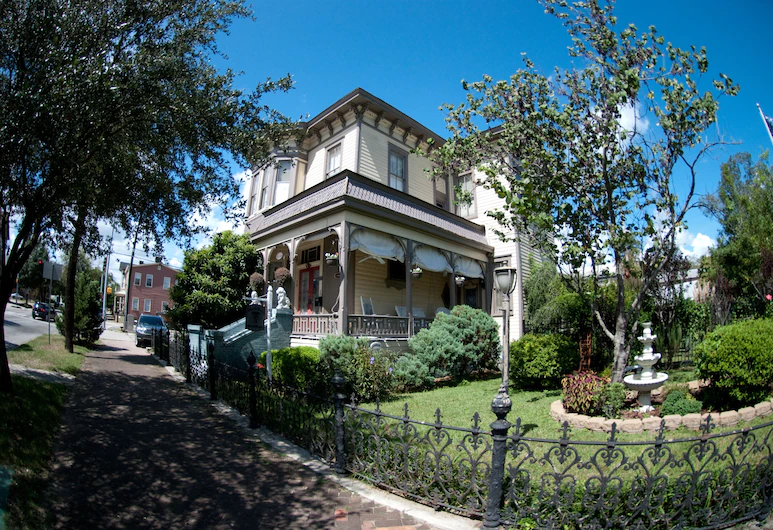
[
  {"x1": 357, "y1": 124, "x2": 436, "y2": 205},
  {"x1": 358, "y1": 125, "x2": 385, "y2": 183},
  {"x1": 305, "y1": 127, "x2": 359, "y2": 189},
  {"x1": 352, "y1": 251, "x2": 446, "y2": 317}
]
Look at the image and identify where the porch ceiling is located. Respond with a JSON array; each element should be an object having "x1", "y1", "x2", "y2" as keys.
[{"x1": 246, "y1": 170, "x2": 493, "y2": 254}]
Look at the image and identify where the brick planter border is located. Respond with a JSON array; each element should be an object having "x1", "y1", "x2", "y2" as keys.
[{"x1": 550, "y1": 397, "x2": 773, "y2": 432}]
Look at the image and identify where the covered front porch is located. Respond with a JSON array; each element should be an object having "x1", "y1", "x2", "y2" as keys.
[{"x1": 246, "y1": 171, "x2": 495, "y2": 343}]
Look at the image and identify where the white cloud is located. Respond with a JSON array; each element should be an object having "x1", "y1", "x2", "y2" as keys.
[
  {"x1": 619, "y1": 101, "x2": 650, "y2": 136},
  {"x1": 676, "y1": 229, "x2": 716, "y2": 258}
]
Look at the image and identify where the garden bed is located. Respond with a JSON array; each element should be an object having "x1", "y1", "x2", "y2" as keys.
[{"x1": 550, "y1": 395, "x2": 773, "y2": 432}]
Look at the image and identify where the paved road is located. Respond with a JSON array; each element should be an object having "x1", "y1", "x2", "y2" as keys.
[{"x1": 3, "y1": 302, "x2": 58, "y2": 350}]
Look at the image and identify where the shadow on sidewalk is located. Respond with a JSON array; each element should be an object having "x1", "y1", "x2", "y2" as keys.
[{"x1": 50, "y1": 350, "x2": 343, "y2": 530}]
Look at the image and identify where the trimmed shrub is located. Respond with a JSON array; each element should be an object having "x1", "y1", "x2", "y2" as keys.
[
  {"x1": 562, "y1": 371, "x2": 607, "y2": 415},
  {"x1": 693, "y1": 319, "x2": 773, "y2": 407},
  {"x1": 317, "y1": 335, "x2": 394, "y2": 402},
  {"x1": 260, "y1": 346, "x2": 319, "y2": 390},
  {"x1": 407, "y1": 305, "x2": 500, "y2": 382},
  {"x1": 597, "y1": 382, "x2": 627, "y2": 419},
  {"x1": 660, "y1": 390, "x2": 703, "y2": 416},
  {"x1": 510, "y1": 333, "x2": 580, "y2": 390},
  {"x1": 392, "y1": 355, "x2": 433, "y2": 392}
]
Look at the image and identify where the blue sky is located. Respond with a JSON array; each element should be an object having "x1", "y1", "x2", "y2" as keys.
[{"x1": 108, "y1": 0, "x2": 773, "y2": 272}]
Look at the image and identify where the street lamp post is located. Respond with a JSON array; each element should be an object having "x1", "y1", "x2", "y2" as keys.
[
  {"x1": 494, "y1": 266, "x2": 518, "y2": 396},
  {"x1": 484, "y1": 265, "x2": 518, "y2": 528}
]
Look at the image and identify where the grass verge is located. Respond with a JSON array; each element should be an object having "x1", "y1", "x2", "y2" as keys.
[
  {"x1": 7, "y1": 335, "x2": 86, "y2": 375},
  {"x1": 0, "y1": 375, "x2": 69, "y2": 530}
]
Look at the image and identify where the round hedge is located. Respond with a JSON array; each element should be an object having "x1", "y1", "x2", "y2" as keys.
[
  {"x1": 510, "y1": 333, "x2": 579, "y2": 390},
  {"x1": 693, "y1": 318, "x2": 773, "y2": 407}
]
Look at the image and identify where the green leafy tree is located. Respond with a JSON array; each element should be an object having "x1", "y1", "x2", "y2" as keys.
[
  {"x1": 17, "y1": 241, "x2": 50, "y2": 302},
  {"x1": 0, "y1": 0, "x2": 295, "y2": 392},
  {"x1": 702, "y1": 152, "x2": 773, "y2": 319},
  {"x1": 431, "y1": 0, "x2": 738, "y2": 382},
  {"x1": 56, "y1": 268, "x2": 103, "y2": 344},
  {"x1": 167, "y1": 231, "x2": 261, "y2": 330}
]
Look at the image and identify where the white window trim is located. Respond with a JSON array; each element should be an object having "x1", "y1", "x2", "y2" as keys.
[
  {"x1": 163, "y1": 277, "x2": 171, "y2": 290},
  {"x1": 456, "y1": 171, "x2": 477, "y2": 218},
  {"x1": 134, "y1": 272, "x2": 141, "y2": 286},
  {"x1": 388, "y1": 144, "x2": 408, "y2": 192},
  {"x1": 132, "y1": 297, "x2": 139, "y2": 311},
  {"x1": 326, "y1": 143, "x2": 343, "y2": 179},
  {"x1": 144, "y1": 299, "x2": 151, "y2": 312},
  {"x1": 146, "y1": 274, "x2": 153, "y2": 288}
]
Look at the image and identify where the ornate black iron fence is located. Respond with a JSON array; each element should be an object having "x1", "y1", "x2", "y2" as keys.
[{"x1": 164, "y1": 337, "x2": 773, "y2": 529}]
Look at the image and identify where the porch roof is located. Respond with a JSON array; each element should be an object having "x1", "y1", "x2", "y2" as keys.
[{"x1": 245, "y1": 170, "x2": 493, "y2": 253}]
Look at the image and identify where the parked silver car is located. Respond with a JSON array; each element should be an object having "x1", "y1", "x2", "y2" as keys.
[{"x1": 135, "y1": 314, "x2": 166, "y2": 347}]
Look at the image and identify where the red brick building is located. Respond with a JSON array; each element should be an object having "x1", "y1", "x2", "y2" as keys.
[{"x1": 114, "y1": 261, "x2": 179, "y2": 322}]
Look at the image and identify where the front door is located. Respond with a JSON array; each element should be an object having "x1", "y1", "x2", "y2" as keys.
[{"x1": 298, "y1": 267, "x2": 321, "y2": 313}]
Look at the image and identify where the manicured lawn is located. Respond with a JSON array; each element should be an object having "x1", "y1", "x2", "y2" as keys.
[
  {"x1": 0, "y1": 376, "x2": 69, "y2": 530},
  {"x1": 370, "y1": 365, "x2": 767, "y2": 442},
  {"x1": 7, "y1": 335, "x2": 86, "y2": 375}
]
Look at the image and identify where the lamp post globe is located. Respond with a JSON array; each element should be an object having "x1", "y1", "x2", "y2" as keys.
[{"x1": 493, "y1": 266, "x2": 518, "y2": 407}]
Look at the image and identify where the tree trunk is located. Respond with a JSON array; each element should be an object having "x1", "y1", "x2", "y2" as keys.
[
  {"x1": 610, "y1": 312, "x2": 631, "y2": 383},
  {"x1": 0, "y1": 306, "x2": 13, "y2": 395},
  {"x1": 64, "y1": 205, "x2": 87, "y2": 353}
]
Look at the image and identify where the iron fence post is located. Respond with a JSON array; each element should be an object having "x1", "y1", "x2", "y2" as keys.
[
  {"x1": 207, "y1": 341, "x2": 217, "y2": 400},
  {"x1": 332, "y1": 370, "x2": 347, "y2": 475},
  {"x1": 184, "y1": 333, "x2": 192, "y2": 383},
  {"x1": 164, "y1": 329, "x2": 170, "y2": 364},
  {"x1": 484, "y1": 389, "x2": 512, "y2": 528},
  {"x1": 247, "y1": 351, "x2": 258, "y2": 428}
]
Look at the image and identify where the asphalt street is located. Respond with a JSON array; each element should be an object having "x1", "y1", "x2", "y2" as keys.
[{"x1": 3, "y1": 301, "x2": 58, "y2": 350}]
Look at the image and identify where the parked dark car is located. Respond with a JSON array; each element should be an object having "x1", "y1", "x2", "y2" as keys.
[
  {"x1": 135, "y1": 314, "x2": 166, "y2": 347},
  {"x1": 32, "y1": 302, "x2": 54, "y2": 321}
]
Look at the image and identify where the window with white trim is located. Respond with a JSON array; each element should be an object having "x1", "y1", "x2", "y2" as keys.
[
  {"x1": 388, "y1": 145, "x2": 407, "y2": 192},
  {"x1": 326, "y1": 143, "x2": 342, "y2": 178},
  {"x1": 134, "y1": 272, "x2": 141, "y2": 286},
  {"x1": 163, "y1": 277, "x2": 171, "y2": 290},
  {"x1": 162, "y1": 301, "x2": 169, "y2": 311},
  {"x1": 144, "y1": 299, "x2": 151, "y2": 312},
  {"x1": 273, "y1": 160, "x2": 292, "y2": 205},
  {"x1": 456, "y1": 172, "x2": 477, "y2": 218},
  {"x1": 132, "y1": 297, "x2": 139, "y2": 311},
  {"x1": 146, "y1": 274, "x2": 153, "y2": 288}
]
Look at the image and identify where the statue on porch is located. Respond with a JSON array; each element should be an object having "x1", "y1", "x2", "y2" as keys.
[{"x1": 276, "y1": 287, "x2": 291, "y2": 310}]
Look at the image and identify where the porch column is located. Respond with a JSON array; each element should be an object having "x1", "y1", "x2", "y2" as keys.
[
  {"x1": 449, "y1": 252, "x2": 457, "y2": 308},
  {"x1": 288, "y1": 238, "x2": 299, "y2": 308},
  {"x1": 405, "y1": 240, "x2": 414, "y2": 337},
  {"x1": 337, "y1": 221, "x2": 350, "y2": 335}
]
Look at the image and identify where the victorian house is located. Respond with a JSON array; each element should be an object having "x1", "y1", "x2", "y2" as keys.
[{"x1": 243, "y1": 88, "x2": 542, "y2": 349}]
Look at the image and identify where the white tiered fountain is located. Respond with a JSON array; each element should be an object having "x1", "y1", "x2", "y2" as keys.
[{"x1": 623, "y1": 323, "x2": 669, "y2": 412}]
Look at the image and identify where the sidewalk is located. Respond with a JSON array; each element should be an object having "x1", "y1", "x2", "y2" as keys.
[{"x1": 48, "y1": 333, "x2": 479, "y2": 530}]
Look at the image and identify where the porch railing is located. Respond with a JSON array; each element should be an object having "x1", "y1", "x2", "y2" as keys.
[
  {"x1": 292, "y1": 314, "x2": 339, "y2": 336},
  {"x1": 292, "y1": 314, "x2": 433, "y2": 338}
]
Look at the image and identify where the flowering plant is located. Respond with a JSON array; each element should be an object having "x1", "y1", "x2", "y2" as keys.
[
  {"x1": 411, "y1": 266, "x2": 423, "y2": 274},
  {"x1": 324, "y1": 252, "x2": 339, "y2": 260},
  {"x1": 455, "y1": 275, "x2": 466, "y2": 284}
]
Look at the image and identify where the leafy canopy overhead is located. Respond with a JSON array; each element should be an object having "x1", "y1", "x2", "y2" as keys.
[{"x1": 432, "y1": 0, "x2": 738, "y2": 382}]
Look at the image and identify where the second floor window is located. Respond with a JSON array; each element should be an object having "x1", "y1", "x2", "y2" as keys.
[
  {"x1": 163, "y1": 277, "x2": 171, "y2": 290},
  {"x1": 134, "y1": 272, "x2": 141, "y2": 286},
  {"x1": 146, "y1": 274, "x2": 153, "y2": 288},
  {"x1": 326, "y1": 143, "x2": 342, "y2": 178},
  {"x1": 456, "y1": 172, "x2": 477, "y2": 218},
  {"x1": 388, "y1": 146, "x2": 407, "y2": 192},
  {"x1": 144, "y1": 299, "x2": 151, "y2": 312},
  {"x1": 258, "y1": 160, "x2": 293, "y2": 210},
  {"x1": 273, "y1": 160, "x2": 292, "y2": 206},
  {"x1": 132, "y1": 297, "x2": 139, "y2": 311}
]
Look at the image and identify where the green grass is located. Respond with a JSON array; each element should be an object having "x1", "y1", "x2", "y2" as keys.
[
  {"x1": 369, "y1": 372, "x2": 767, "y2": 442},
  {"x1": 7, "y1": 335, "x2": 86, "y2": 375},
  {"x1": 0, "y1": 375, "x2": 70, "y2": 529}
]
